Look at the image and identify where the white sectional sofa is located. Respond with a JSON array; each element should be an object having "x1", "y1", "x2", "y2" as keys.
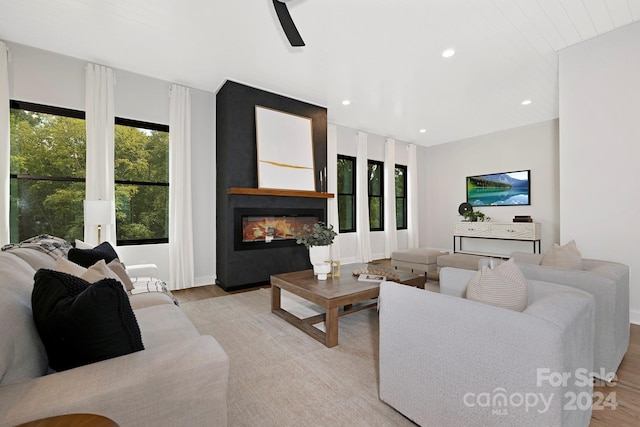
[
  {"x1": 0, "y1": 241, "x2": 229, "y2": 427},
  {"x1": 378, "y1": 268, "x2": 595, "y2": 427},
  {"x1": 511, "y1": 251, "x2": 629, "y2": 380}
]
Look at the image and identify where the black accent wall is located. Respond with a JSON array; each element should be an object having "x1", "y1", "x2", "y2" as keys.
[{"x1": 216, "y1": 81, "x2": 328, "y2": 290}]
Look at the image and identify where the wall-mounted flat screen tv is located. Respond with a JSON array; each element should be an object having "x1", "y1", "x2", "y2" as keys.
[{"x1": 466, "y1": 170, "x2": 530, "y2": 206}]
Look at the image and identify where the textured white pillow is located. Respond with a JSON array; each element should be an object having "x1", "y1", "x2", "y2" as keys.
[
  {"x1": 541, "y1": 240, "x2": 583, "y2": 270},
  {"x1": 466, "y1": 259, "x2": 528, "y2": 312}
]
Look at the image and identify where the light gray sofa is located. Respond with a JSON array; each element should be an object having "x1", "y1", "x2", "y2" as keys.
[
  {"x1": 511, "y1": 251, "x2": 629, "y2": 380},
  {"x1": 0, "y1": 245, "x2": 229, "y2": 426},
  {"x1": 378, "y1": 268, "x2": 595, "y2": 427}
]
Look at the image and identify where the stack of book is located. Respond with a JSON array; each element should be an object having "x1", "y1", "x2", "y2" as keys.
[{"x1": 513, "y1": 215, "x2": 532, "y2": 223}]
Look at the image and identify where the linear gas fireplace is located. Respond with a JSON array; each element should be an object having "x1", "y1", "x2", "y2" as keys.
[{"x1": 234, "y1": 208, "x2": 324, "y2": 251}]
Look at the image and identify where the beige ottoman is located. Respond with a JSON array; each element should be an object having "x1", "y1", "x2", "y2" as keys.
[
  {"x1": 436, "y1": 253, "x2": 493, "y2": 272},
  {"x1": 391, "y1": 248, "x2": 449, "y2": 274}
]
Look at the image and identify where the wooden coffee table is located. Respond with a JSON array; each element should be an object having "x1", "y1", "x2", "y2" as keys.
[{"x1": 271, "y1": 264, "x2": 422, "y2": 347}]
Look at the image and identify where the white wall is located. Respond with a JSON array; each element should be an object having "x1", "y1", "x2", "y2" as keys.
[
  {"x1": 422, "y1": 120, "x2": 560, "y2": 256},
  {"x1": 559, "y1": 22, "x2": 640, "y2": 322},
  {"x1": 333, "y1": 123, "x2": 411, "y2": 263},
  {"x1": 5, "y1": 41, "x2": 217, "y2": 287}
]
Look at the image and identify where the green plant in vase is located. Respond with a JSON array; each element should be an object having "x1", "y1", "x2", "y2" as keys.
[
  {"x1": 462, "y1": 210, "x2": 491, "y2": 222},
  {"x1": 295, "y1": 221, "x2": 337, "y2": 248},
  {"x1": 295, "y1": 221, "x2": 337, "y2": 280}
]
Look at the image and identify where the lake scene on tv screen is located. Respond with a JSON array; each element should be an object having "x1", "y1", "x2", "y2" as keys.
[{"x1": 467, "y1": 171, "x2": 530, "y2": 206}]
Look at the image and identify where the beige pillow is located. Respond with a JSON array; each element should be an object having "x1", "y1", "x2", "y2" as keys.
[
  {"x1": 56, "y1": 256, "x2": 87, "y2": 277},
  {"x1": 56, "y1": 257, "x2": 131, "y2": 291},
  {"x1": 466, "y1": 259, "x2": 528, "y2": 312},
  {"x1": 107, "y1": 259, "x2": 134, "y2": 291},
  {"x1": 541, "y1": 240, "x2": 583, "y2": 270}
]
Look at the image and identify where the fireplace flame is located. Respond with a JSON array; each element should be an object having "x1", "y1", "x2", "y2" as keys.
[{"x1": 242, "y1": 216, "x2": 318, "y2": 243}]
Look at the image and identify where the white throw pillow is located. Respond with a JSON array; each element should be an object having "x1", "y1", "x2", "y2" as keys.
[
  {"x1": 74, "y1": 239, "x2": 95, "y2": 249},
  {"x1": 541, "y1": 240, "x2": 583, "y2": 270},
  {"x1": 466, "y1": 259, "x2": 528, "y2": 312}
]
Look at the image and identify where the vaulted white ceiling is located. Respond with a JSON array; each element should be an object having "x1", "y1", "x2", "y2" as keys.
[{"x1": 1, "y1": 0, "x2": 639, "y2": 146}]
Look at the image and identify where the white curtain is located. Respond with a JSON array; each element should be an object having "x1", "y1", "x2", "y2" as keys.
[
  {"x1": 384, "y1": 138, "x2": 398, "y2": 258},
  {"x1": 407, "y1": 143, "x2": 420, "y2": 248},
  {"x1": 169, "y1": 84, "x2": 194, "y2": 290},
  {"x1": 327, "y1": 124, "x2": 341, "y2": 262},
  {"x1": 356, "y1": 131, "x2": 372, "y2": 262},
  {"x1": 0, "y1": 42, "x2": 9, "y2": 246},
  {"x1": 85, "y1": 63, "x2": 116, "y2": 245}
]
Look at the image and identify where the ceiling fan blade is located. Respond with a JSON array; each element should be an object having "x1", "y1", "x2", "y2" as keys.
[{"x1": 272, "y1": 0, "x2": 305, "y2": 47}]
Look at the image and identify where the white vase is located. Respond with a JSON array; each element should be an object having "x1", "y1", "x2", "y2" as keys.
[{"x1": 308, "y1": 245, "x2": 331, "y2": 280}]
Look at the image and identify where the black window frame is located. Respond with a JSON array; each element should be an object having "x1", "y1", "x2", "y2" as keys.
[
  {"x1": 395, "y1": 164, "x2": 408, "y2": 230},
  {"x1": 9, "y1": 101, "x2": 86, "y2": 243},
  {"x1": 337, "y1": 154, "x2": 356, "y2": 233},
  {"x1": 9, "y1": 100, "x2": 170, "y2": 246},
  {"x1": 114, "y1": 117, "x2": 169, "y2": 246},
  {"x1": 368, "y1": 159, "x2": 384, "y2": 231}
]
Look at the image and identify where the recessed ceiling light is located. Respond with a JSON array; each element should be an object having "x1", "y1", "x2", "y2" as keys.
[
  {"x1": 521, "y1": 99, "x2": 532, "y2": 105},
  {"x1": 419, "y1": 129, "x2": 427, "y2": 133},
  {"x1": 442, "y1": 48, "x2": 456, "y2": 58},
  {"x1": 341, "y1": 99, "x2": 351, "y2": 106}
]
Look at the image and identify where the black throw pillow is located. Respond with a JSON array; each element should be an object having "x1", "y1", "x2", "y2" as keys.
[
  {"x1": 31, "y1": 269, "x2": 144, "y2": 372},
  {"x1": 68, "y1": 241, "x2": 119, "y2": 268}
]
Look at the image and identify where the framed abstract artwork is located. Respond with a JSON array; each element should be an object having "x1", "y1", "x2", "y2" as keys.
[{"x1": 255, "y1": 106, "x2": 315, "y2": 191}]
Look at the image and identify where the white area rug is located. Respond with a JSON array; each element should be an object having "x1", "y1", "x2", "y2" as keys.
[{"x1": 180, "y1": 288, "x2": 415, "y2": 427}]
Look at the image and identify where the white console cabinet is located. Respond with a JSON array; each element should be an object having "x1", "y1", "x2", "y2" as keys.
[{"x1": 453, "y1": 222, "x2": 541, "y2": 256}]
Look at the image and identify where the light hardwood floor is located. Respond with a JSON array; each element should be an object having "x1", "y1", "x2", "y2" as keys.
[{"x1": 173, "y1": 263, "x2": 640, "y2": 426}]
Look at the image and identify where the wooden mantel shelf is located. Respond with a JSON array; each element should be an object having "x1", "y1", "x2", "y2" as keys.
[{"x1": 228, "y1": 187, "x2": 334, "y2": 199}]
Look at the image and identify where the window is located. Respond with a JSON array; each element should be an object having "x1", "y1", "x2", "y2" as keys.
[
  {"x1": 337, "y1": 155, "x2": 355, "y2": 232},
  {"x1": 368, "y1": 160, "x2": 384, "y2": 231},
  {"x1": 395, "y1": 164, "x2": 407, "y2": 230},
  {"x1": 9, "y1": 100, "x2": 169, "y2": 245},
  {"x1": 9, "y1": 101, "x2": 87, "y2": 242},
  {"x1": 114, "y1": 118, "x2": 169, "y2": 245}
]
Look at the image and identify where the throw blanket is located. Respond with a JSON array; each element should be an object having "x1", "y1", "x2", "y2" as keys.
[{"x1": 1, "y1": 234, "x2": 73, "y2": 260}]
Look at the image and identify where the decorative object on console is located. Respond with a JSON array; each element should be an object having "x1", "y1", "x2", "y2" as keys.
[
  {"x1": 467, "y1": 169, "x2": 530, "y2": 206},
  {"x1": 461, "y1": 208, "x2": 490, "y2": 222},
  {"x1": 513, "y1": 215, "x2": 533, "y2": 223},
  {"x1": 457, "y1": 202, "x2": 472, "y2": 216},
  {"x1": 295, "y1": 221, "x2": 337, "y2": 280},
  {"x1": 459, "y1": 200, "x2": 490, "y2": 222}
]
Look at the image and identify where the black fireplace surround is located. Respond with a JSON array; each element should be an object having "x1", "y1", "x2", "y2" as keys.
[{"x1": 216, "y1": 81, "x2": 328, "y2": 290}]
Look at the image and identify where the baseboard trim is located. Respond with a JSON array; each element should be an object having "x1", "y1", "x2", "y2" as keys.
[
  {"x1": 194, "y1": 275, "x2": 217, "y2": 287},
  {"x1": 630, "y1": 309, "x2": 640, "y2": 325}
]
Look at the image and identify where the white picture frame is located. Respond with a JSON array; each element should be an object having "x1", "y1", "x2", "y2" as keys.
[{"x1": 255, "y1": 106, "x2": 315, "y2": 191}]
